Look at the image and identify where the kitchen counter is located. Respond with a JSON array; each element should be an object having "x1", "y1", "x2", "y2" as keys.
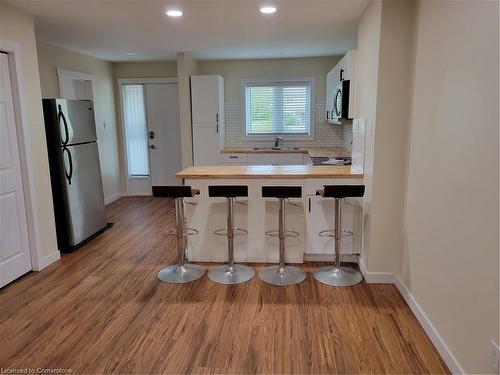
[
  {"x1": 176, "y1": 165, "x2": 363, "y2": 179},
  {"x1": 220, "y1": 147, "x2": 351, "y2": 158},
  {"x1": 178, "y1": 165, "x2": 363, "y2": 264}
]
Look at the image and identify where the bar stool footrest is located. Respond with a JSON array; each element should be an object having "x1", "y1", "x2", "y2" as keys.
[
  {"x1": 214, "y1": 227, "x2": 248, "y2": 236},
  {"x1": 318, "y1": 229, "x2": 353, "y2": 238},
  {"x1": 166, "y1": 228, "x2": 199, "y2": 236},
  {"x1": 265, "y1": 229, "x2": 300, "y2": 238}
]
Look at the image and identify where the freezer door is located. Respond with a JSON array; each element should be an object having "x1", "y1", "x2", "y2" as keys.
[
  {"x1": 62, "y1": 142, "x2": 107, "y2": 246},
  {"x1": 56, "y1": 99, "x2": 97, "y2": 145}
]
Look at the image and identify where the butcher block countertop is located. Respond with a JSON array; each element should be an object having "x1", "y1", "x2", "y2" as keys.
[
  {"x1": 176, "y1": 165, "x2": 363, "y2": 179},
  {"x1": 220, "y1": 147, "x2": 351, "y2": 158}
]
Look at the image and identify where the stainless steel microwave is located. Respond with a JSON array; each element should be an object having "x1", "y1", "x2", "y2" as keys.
[{"x1": 330, "y1": 79, "x2": 351, "y2": 124}]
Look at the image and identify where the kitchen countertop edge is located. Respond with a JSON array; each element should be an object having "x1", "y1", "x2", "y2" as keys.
[{"x1": 176, "y1": 165, "x2": 363, "y2": 180}]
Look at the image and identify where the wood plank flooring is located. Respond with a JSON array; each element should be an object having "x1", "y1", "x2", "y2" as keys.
[{"x1": 0, "y1": 196, "x2": 449, "y2": 374}]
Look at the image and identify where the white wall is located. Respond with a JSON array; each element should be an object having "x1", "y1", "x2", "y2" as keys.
[
  {"x1": 401, "y1": 0, "x2": 499, "y2": 372},
  {"x1": 357, "y1": 0, "x2": 499, "y2": 373},
  {"x1": 198, "y1": 57, "x2": 344, "y2": 148},
  {"x1": 36, "y1": 41, "x2": 122, "y2": 203},
  {"x1": 353, "y1": 0, "x2": 382, "y2": 268},
  {"x1": 0, "y1": 4, "x2": 58, "y2": 259},
  {"x1": 177, "y1": 52, "x2": 198, "y2": 167}
]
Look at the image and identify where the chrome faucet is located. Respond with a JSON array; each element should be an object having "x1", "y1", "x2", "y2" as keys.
[{"x1": 273, "y1": 134, "x2": 283, "y2": 149}]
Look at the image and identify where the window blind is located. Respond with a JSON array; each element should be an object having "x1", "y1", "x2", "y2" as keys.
[
  {"x1": 122, "y1": 84, "x2": 149, "y2": 176},
  {"x1": 245, "y1": 81, "x2": 312, "y2": 135}
]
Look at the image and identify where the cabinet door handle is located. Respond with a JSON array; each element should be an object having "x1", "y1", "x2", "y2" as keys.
[
  {"x1": 326, "y1": 110, "x2": 330, "y2": 120},
  {"x1": 229, "y1": 156, "x2": 238, "y2": 159},
  {"x1": 340, "y1": 69, "x2": 344, "y2": 81},
  {"x1": 308, "y1": 198, "x2": 311, "y2": 213},
  {"x1": 216, "y1": 113, "x2": 219, "y2": 133}
]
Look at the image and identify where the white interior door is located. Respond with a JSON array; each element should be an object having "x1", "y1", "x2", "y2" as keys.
[
  {"x1": 0, "y1": 52, "x2": 31, "y2": 287},
  {"x1": 145, "y1": 83, "x2": 181, "y2": 187}
]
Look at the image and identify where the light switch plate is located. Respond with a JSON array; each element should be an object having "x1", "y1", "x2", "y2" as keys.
[{"x1": 491, "y1": 340, "x2": 500, "y2": 374}]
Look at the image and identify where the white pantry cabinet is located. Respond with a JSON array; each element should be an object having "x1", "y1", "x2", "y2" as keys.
[{"x1": 191, "y1": 75, "x2": 225, "y2": 165}]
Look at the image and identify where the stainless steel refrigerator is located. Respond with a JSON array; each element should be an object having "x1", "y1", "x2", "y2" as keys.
[{"x1": 42, "y1": 99, "x2": 110, "y2": 252}]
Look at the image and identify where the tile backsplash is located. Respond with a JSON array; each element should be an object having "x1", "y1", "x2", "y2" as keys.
[{"x1": 224, "y1": 100, "x2": 344, "y2": 148}]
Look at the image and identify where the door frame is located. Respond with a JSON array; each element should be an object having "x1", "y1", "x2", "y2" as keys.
[
  {"x1": 0, "y1": 38, "x2": 51, "y2": 271},
  {"x1": 117, "y1": 77, "x2": 178, "y2": 196}
]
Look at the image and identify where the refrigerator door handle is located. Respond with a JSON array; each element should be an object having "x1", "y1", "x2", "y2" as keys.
[
  {"x1": 58, "y1": 105, "x2": 69, "y2": 145},
  {"x1": 63, "y1": 147, "x2": 73, "y2": 185}
]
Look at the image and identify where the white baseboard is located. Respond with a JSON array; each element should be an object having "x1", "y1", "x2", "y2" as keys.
[
  {"x1": 104, "y1": 192, "x2": 123, "y2": 205},
  {"x1": 359, "y1": 257, "x2": 463, "y2": 374},
  {"x1": 393, "y1": 275, "x2": 464, "y2": 374},
  {"x1": 358, "y1": 257, "x2": 395, "y2": 283},
  {"x1": 305, "y1": 253, "x2": 359, "y2": 263},
  {"x1": 37, "y1": 250, "x2": 61, "y2": 270}
]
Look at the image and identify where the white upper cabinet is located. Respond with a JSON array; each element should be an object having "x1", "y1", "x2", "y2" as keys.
[
  {"x1": 191, "y1": 75, "x2": 225, "y2": 166},
  {"x1": 326, "y1": 50, "x2": 357, "y2": 123}
]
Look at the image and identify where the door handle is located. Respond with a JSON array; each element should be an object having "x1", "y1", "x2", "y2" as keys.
[
  {"x1": 58, "y1": 105, "x2": 69, "y2": 145},
  {"x1": 63, "y1": 147, "x2": 73, "y2": 185}
]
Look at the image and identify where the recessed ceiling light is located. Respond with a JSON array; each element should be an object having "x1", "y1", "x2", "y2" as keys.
[
  {"x1": 127, "y1": 52, "x2": 136, "y2": 56},
  {"x1": 260, "y1": 6, "x2": 276, "y2": 14},
  {"x1": 166, "y1": 9, "x2": 183, "y2": 17}
]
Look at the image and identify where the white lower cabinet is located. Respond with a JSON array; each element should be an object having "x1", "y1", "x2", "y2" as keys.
[
  {"x1": 248, "y1": 153, "x2": 303, "y2": 165},
  {"x1": 220, "y1": 153, "x2": 248, "y2": 165},
  {"x1": 220, "y1": 153, "x2": 306, "y2": 166},
  {"x1": 305, "y1": 181, "x2": 362, "y2": 256},
  {"x1": 183, "y1": 178, "x2": 363, "y2": 263}
]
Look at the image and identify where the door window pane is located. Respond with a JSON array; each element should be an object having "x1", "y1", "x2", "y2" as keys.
[{"x1": 122, "y1": 85, "x2": 149, "y2": 176}]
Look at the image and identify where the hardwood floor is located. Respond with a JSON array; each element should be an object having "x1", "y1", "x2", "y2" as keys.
[{"x1": 0, "y1": 196, "x2": 449, "y2": 374}]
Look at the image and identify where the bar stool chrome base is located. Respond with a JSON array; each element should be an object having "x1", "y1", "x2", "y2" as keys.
[
  {"x1": 259, "y1": 265, "x2": 306, "y2": 286},
  {"x1": 208, "y1": 264, "x2": 255, "y2": 285},
  {"x1": 158, "y1": 263, "x2": 205, "y2": 284},
  {"x1": 313, "y1": 265, "x2": 362, "y2": 287}
]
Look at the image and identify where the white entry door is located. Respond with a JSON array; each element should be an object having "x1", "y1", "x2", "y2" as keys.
[
  {"x1": 145, "y1": 83, "x2": 181, "y2": 187},
  {"x1": 0, "y1": 52, "x2": 31, "y2": 287},
  {"x1": 121, "y1": 81, "x2": 181, "y2": 195}
]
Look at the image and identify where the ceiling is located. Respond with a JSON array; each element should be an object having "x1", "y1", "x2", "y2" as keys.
[{"x1": 9, "y1": 0, "x2": 370, "y2": 62}]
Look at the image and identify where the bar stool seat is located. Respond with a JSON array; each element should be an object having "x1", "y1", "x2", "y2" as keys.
[
  {"x1": 313, "y1": 185, "x2": 365, "y2": 287},
  {"x1": 259, "y1": 186, "x2": 306, "y2": 286},
  {"x1": 207, "y1": 185, "x2": 255, "y2": 285},
  {"x1": 152, "y1": 186, "x2": 205, "y2": 284}
]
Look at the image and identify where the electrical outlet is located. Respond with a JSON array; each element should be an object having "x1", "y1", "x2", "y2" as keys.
[{"x1": 491, "y1": 340, "x2": 500, "y2": 374}]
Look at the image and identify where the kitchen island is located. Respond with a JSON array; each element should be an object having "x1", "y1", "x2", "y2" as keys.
[{"x1": 176, "y1": 165, "x2": 364, "y2": 263}]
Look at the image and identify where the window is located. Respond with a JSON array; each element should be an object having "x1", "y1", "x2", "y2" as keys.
[
  {"x1": 243, "y1": 78, "x2": 315, "y2": 139},
  {"x1": 122, "y1": 84, "x2": 149, "y2": 176}
]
